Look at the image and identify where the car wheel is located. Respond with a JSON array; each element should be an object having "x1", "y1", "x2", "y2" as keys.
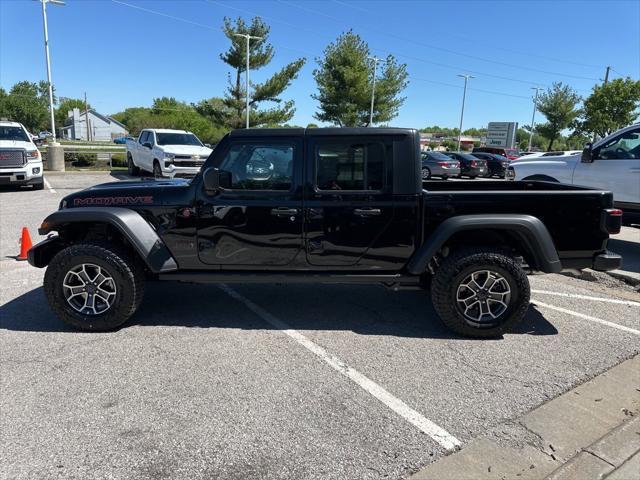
[
  {"x1": 32, "y1": 179, "x2": 44, "y2": 190},
  {"x1": 127, "y1": 153, "x2": 140, "y2": 176},
  {"x1": 469, "y1": 176, "x2": 477, "y2": 179},
  {"x1": 421, "y1": 167, "x2": 431, "y2": 180},
  {"x1": 430, "y1": 247, "x2": 530, "y2": 338},
  {"x1": 153, "y1": 161, "x2": 163, "y2": 179},
  {"x1": 44, "y1": 243, "x2": 145, "y2": 331},
  {"x1": 442, "y1": 175, "x2": 448, "y2": 180}
]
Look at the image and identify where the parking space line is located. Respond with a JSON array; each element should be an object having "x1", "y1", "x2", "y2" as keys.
[
  {"x1": 532, "y1": 289, "x2": 640, "y2": 307},
  {"x1": 43, "y1": 177, "x2": 56, "y2": 194},
  {"x1": 532, "y1": 300, "x2": 640, "y2": 336},
  {"x1": 219, "y1": 284, "x2": 462, "y2": 451}
]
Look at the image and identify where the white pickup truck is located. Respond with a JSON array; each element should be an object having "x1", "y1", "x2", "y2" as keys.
[
  {"x1": 0, "y1": 120, "x2": 44, "y2": 190},
  {"x1": 507, "y1": 123, "x2": 640, "y2": 213},
  {"x1": 126, "y1": 128, "x2": 213, "y2": 179}
]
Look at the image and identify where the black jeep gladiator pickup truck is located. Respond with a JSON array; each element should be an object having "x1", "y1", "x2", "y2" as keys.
[{"x1": 29, "y1": 128, "x2": 623, "y2": 337}]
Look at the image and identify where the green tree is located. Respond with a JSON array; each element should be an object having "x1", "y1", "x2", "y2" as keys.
[
  {"x1": 211, "y1": 17, "x2": 305, "y2": 129},
  {"x1": 578, "y1": 78, "x2": 640, "y2": 138},
  {"x1": 312, "y1": 31, "x2": 408, "y2": 127},
  {"x1": 0, "y1": 81, "x2": 52, "y2": 132},
  {"x1": 55, "y1": 98, "x2": 88, "y2": 130},
  {"x1": 535, "y1": 82, "x2": 581, "y2": 150}
]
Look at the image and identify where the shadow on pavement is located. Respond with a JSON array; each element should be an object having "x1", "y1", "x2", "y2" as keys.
[
  {"x1": 0, "y1": 283, "x2": 558, "y2": 339},
  {"x1": 608, "y1": 238, "x2": 640, "y2": 274}
]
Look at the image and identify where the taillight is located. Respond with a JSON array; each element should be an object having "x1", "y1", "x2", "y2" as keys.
[
  {"x1": 470, "y1": 160, "x2": 477, "y2": 167},
  {"x1": 603, "y1": 208, "x2": 623, "y2": 234},
  {"x1": 437, "y1": 162, "x2": 448, "y2": 166}
]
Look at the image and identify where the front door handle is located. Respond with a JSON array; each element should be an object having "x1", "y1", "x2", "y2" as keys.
[
  {"x1": 271, "y1": 207, "x2": 299, "y2": 216},
  {"x1": 353, "y1": 208, "x2": 382, "y2": 217}
]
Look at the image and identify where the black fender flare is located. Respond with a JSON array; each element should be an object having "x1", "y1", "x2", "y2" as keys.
[
  {"x1": 406, "y1": 214, "x2": 562, "y2": 274},
  {"x1": 32, "y1": 207, "x2": 178, "y2": 273}
]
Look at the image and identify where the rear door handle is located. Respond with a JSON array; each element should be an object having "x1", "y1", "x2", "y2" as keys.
[
  {"x1": 270, "y1": 207, "x2": 299, "y2": 216},
  {"x1": 353, "y1": 208, "x2": 382, "y2": 216}
]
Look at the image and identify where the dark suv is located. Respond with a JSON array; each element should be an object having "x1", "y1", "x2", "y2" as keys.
[
  {"x1": 473, "y1": 146, "x2": 520, "y2": 160},
  {"x1": 470, "y1": 152, "x2": 510, "y2": 178}
]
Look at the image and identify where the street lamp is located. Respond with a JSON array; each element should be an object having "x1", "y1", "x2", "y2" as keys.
[
  {"x1": 456, "y1": 74, "x2": 474, "y2": 151},
  {"x1": 37, "y1": 0, "x2": 65, "y2": 144},
  {"x1": 234, "y1": 33, "x2": 263, "y2": 129},
  {"x1": 367, "y1": 56, "x2": 386, "y2": 127},
  {"x1": 528, "y1": 87, "x2": 541, "y2": 152}
]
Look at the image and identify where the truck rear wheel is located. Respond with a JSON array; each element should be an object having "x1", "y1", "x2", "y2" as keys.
[
  {"x1": 430, "y1": 247, "x2": 530, "y2": 338},
  {"x1": 44, "y1": 243, "x2": 145, "y2": 331}
]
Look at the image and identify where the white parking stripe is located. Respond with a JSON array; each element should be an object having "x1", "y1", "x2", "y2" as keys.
[
  {"x1": 43, "y1": 177, "x2": 56, "y2": 194},
  {"x1": 219, "y1": 284, "x2": 462, "y2": 451},
  {"x1": 532, "y1": 300, "x2": 640, "y2": 336},
  {"x1": 532, "y1": 289, "x2": 640, "y2": 307}
]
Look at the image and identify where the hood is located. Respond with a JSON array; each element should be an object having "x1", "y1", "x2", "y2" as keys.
[
  {"x1": 514, "y1": 154, "x2": 579, "y2": 168},
  {"x1": 61, "y1": 178, "x2": 191, "y2": 209},
  {"x1": 0, "y1": 140, "x2": 37, "y2": 150},
  {"x1": 157, "y1": 144, "x2": 212, "y2": 156}
]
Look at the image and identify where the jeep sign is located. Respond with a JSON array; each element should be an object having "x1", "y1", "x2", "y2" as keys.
[{"x1": 486, "y1": 122, "x2": 518, "y2": 148}]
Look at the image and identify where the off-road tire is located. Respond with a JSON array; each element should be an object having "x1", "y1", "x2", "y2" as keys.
[
  {"x1": 44, "y1": 243, "x2": 145, "y2": 331},
  {"x1": 430, "y1": 247, "x2": 530, "y2": 338},
  {"x1": 127, "y1": 153, "x2": 140, "y2": 176}
]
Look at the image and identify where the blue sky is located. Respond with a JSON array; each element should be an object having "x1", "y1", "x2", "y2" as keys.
[{"x1": 1, "y1": 0, "x2": 639, "y2": 129}]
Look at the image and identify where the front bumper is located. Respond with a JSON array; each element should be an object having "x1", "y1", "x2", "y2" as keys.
[
  {"x1": 0, "y1": 163, "x2": 44, "y2": 185},
  {"x1": 592, "y1": 250, "x2": 622, "y2": 272},
  {"x1": 162, "y1": 164, "x2": 203, "y2": 178}
]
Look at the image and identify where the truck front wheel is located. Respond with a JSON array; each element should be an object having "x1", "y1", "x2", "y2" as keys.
[
  {"x1": 430, "y1": 248, "x2": 530, "y2": 338},
  {"x1": 44, "y1": 243, "x2": 145, "y2": 331}
]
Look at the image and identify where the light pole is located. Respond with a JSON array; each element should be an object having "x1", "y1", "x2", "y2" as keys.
[
  {"x1": 234, "y1": 33, "x2": 263, "y2": 129},
  {"x1": 37, "y1": 0, "x2": 65, "y2": 144},
  {"x1": 528, "y1": 87, "x2": 541, "y2": 152},
  {"x1": 367, "y1": 56, "x2": 386, "y2": 127},
  {"x1": 456, "y1": 74, "x2": 474, "y2": 151}
]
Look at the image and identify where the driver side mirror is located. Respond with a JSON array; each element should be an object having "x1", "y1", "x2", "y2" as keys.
[
  {"x1": 203, "y1": 167, "x2": 231, "y2": 194},
  {"x1": 581, "y1": 143, "x2": 593, "y2": 163}
]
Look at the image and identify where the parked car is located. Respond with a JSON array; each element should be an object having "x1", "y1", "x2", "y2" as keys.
[
  {"x1": 38, "y1": 131, "x2": 52, "y2": 140},
  {"x1": 421, "y1": 151, "x2": 460, "y2": 179},
  {"x1": 113, "y1": 136, "x2": 133, "y2": 145},
  {"x1": 469, "y1": 152, "x2": 510, "y2": 178},
  {"x1": 507, "y1": 123, "x2": 640, "y2": 213},
  {"x1": 443, "y1": 152, "x2": 488, "y2": 178},
  {"x1": 29, "y1": 128, "x2": 622, "y2": 338},
  {"x1": 473, "y1": 146, "x2": 520, "y2": 160},
  {"x1": 125, "y1": 129, "x2": 213, "y2": 179},
  {"x1": 0, "y1": 120, "x2": 44, "y2": 190}
]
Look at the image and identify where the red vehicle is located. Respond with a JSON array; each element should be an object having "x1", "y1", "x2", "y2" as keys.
[{"x1": 473, "y1": 146, "x2": 520, "y2": 160}]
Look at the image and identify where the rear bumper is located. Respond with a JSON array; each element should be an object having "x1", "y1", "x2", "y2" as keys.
[{"x1": 592, "y1": 250, "x2": 622, "y2": 272}]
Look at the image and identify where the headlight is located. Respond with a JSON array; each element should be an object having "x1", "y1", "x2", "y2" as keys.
[
  {"x1": 164, "y1": 153, "x2": 175, "y2": 161},
  {"x1": 26, "y1": 150, "x2": 41, "y2": 161}
]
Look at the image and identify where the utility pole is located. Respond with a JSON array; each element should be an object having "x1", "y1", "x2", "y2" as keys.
[
  {"x1": 84, "y1": 92, "x2": 91, "y2": 142},
  {"x1": 367, "y1": 56, "x2": 386, "y2": 127},
  {"x1": 456, "y1": 74, "x2": 474, "y2": 150},
  {"x1": 37, "y1": 0, "x2": 65, "y2": 144},
  {"x1": 604, "y1": 66, "x2": 611, "y2": 85},
  {"x1": 233, "y1": 33, "x2": 263, "y2": 129},
  {"x1": 527, "y1": 87, "x2": 541, "y2": 152}
]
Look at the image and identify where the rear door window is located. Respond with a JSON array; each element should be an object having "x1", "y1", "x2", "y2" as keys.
[{"x1": 315, "y1": 140, "x2": 388, "y2": 191}]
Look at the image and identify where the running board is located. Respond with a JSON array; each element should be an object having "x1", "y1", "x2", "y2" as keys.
[{"x1": 158, "y1": 271, "x2": 422, "y2": 290}]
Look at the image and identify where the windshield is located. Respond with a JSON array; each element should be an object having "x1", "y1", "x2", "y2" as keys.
[
  {"x1": 492, "y1": 154, "x2": 509, "y2": 161},
  {"x1": 424, "y1": 151, "x2": 453, "y2": 161},
  {"x1": 156, "y1": 132, "x2": 203, "y2": 146},
  {"x1": 0, "y1": 126, "x2": 30, "y2": 142}
]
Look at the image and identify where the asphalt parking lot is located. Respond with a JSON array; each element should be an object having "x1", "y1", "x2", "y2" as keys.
[{"x1": 1, "y1": 173, "x2": 639, "y2": 480}]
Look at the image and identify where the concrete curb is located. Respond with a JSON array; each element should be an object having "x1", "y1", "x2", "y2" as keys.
[
  {"x1": 607, "y1": 269, "x2": 640, "y2": 288},
  {"x1": 410, "y1": 355, "x2": 640, "y2": 480}
]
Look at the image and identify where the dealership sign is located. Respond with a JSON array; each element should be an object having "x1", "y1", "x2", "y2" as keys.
[{"x1": 486, "y1": 122, "x2": 518, "y2": 148}]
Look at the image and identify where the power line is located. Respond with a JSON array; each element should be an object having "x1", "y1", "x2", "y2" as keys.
[
  {"x1": 331, "y1": 0, "x2": 604, "y2": 70},
  {"x1": 110, "y1": 0, "x2": 216, "y2": 30},
  {"x1": 278, "y1": 0, "x2": 600, "y2": 81}
]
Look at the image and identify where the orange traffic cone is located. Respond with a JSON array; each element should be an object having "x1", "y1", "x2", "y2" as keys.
[{"x1": 17, "y1": 227, "x2": 33, "y2": 261}]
